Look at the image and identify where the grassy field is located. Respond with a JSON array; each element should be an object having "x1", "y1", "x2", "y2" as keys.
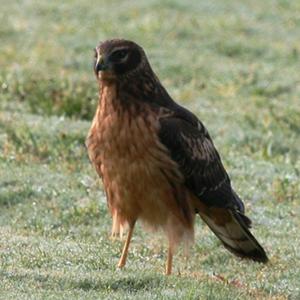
[{"x1": 1, "y1": 0, "x2": 300, "y2": 299}]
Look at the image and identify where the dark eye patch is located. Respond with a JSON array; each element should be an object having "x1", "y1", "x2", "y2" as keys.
[
  {"x1": 113, "y1": 48, "x2": 141, "y2": 75},
  {"x1": 110, "y1": 49, "x2": 128, "y2": 62}
]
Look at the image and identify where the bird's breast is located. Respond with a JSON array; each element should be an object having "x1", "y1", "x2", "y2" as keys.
[{"x1": 86, "y1": 91, "x2": 183, "y2": 227}]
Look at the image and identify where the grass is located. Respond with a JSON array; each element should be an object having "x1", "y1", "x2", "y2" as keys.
[{"x1": 0, "y1": 0, "x2": 300, "y2": 299}]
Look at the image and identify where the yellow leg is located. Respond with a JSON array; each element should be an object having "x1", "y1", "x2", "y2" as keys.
[
  {"x1": 117, "y1": 221, "x2": 135, "y2": 268},
  {"x1": 165, "y1": 245, "x2": 173, "y2": 275}
]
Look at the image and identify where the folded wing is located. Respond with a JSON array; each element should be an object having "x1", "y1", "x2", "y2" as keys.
[{"x1": 158, "y1": 113, "x2": 268, "y2": 262}]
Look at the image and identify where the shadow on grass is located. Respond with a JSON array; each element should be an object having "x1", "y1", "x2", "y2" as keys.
[
  {"x1": 1, "y1": 270, "x2": 165, "y2": 293},
  {"x1": 77, "y1": 275, "x2": 164, "y2": 292}
]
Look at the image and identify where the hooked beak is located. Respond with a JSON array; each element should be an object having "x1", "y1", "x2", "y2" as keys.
[{"x1": 94, "y1": 54, "x2": 109, "y2": 74}]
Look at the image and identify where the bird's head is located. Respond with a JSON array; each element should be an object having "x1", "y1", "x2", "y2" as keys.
[{"x1": 94, "y1": 39, "x2": 147, "y2": 81}]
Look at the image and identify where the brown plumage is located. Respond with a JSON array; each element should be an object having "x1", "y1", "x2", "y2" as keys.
[{"x1": 86, "y1": 39, "x2": 268, "y2": 275}]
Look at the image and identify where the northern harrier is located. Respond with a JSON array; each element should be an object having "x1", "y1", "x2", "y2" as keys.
[{"x1": 86, "y1": 39, "x2": 268, "y2": 275}]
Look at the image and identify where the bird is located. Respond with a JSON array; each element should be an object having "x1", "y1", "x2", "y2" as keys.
[{"x1": 86, "y1": 38, "x2": 268, "y2": 275}]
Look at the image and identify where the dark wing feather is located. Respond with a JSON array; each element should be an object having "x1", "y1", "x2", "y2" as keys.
[
  {"x1": 158, "y1": 112, "x2": 268, "y2": 263},
  {"x1": 158, "y1": 114, "x2": 242, "y2": 211}
]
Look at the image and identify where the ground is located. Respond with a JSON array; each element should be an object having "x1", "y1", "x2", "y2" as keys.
[{"x1": 0, "y1": 0, "x2": 299, "y2": 299}]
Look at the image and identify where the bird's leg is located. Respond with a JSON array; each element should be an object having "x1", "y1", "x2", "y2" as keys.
[
  {"x1": 165, "y1": 244, "x2": 173, "y2": 275},
  {"x1": 117, "y1": 220, "x2": 136, "y2": 268},
  {"x1": 110, "y1": 210, "x2": 124, "y2": 240}
]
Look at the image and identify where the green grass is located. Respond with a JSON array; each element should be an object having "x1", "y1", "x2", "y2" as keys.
[{"x1": 1, "y1": 0, "x2": 300, "y2": 299}]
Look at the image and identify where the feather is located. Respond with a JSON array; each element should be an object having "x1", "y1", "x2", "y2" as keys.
[{"x1": 158, "y1": 113, "x2": 268, "y2": 262}]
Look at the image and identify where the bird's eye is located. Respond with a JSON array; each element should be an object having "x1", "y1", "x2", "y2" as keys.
[{"x1": 110, "y1": 49, "x2": 128, "y2": 62}]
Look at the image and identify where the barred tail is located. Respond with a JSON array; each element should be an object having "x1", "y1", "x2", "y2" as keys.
[{"x1": 199, "y1": 208, "x2": 268, "y2": 263}]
